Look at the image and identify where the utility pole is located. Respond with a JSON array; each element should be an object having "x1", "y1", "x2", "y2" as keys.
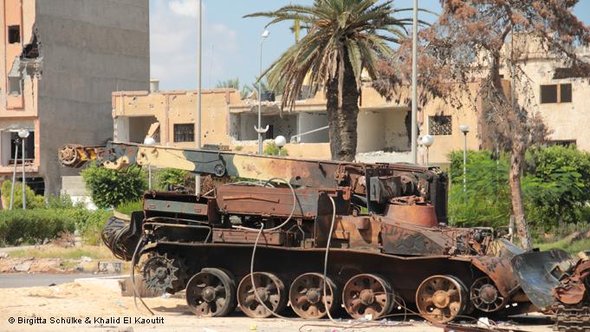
[
  {"x1": 411, "y1": 0, "x2": 419, "y2": 164},
  {"x1": 195, "y1": 0, "x2": 203, "y2": 195}
]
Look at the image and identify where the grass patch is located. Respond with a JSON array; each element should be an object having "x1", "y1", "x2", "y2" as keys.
[
  {"x1": 536, "y1": 238, "x2": 590, "y2": 254},
  {"x1": 8, "y1": 245, "x2": 114, "y2": 260}
]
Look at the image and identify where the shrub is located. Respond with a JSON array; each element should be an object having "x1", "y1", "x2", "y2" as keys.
[
  {"x1": 46, "y1": 194, "x2": 75, "y2": 209},
  {"x1": 1, "y1": 180, "x2": 45, "y2": 209},
  {"x1": 116, "y1": 200, "x2": 143, "y2": 215},
  {"x1": 0, "y1": 209, "x2": 77, "y2": 246},
  {"x1": 81, "y1": 163, "x2": 147, "y2": 208},
  {"x1": 448, "y1": 150, "x2": 511, "y2": 227},
  {"x1": 264, "y1": 141, "x2": 288, "y2": 156},
  {"x1": 155, "y1": 168, "x2": 192, "y2": 190}
]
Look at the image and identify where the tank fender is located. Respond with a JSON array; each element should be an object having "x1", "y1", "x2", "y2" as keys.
[{"x1": 470, "y1": 256, "x2": 520, "y2": 298}]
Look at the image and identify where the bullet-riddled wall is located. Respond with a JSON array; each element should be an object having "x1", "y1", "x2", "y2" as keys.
[
  {"x1": 0, "y1": 0, "x2": 150, "y2": 196},
  {"x1": 113, "y1": 89, "x2": 243, "y2": 148}
]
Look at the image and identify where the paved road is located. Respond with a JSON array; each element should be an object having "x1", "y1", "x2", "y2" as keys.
[{"x1": 0, "y1": 273, "x2": 118, "y2": 288}]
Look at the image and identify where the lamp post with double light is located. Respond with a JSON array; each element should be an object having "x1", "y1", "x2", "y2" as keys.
[{"x1": 18, "y1": 129, "x2": 29, "y2": 209}]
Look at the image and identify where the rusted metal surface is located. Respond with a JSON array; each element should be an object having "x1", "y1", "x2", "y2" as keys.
[
  {"x1": 144, "y1": 198, "x2": 208, "y2": 216},
  {"x1": 512, "y1": 250, "x2": 577, "y2": 309},
  {"x1": 342, "y1": 273, "x2": 393, "y2": 319},
  {"x1": 415, "y1": 275, "x2": 467, "y2": 324},
  {"x1": 289, "y1": 273, "x2": 338, "y2": 319},
  {"x1": 237, "y1": 272, "x2": 287, "y2": 318},
  {"x1": 553, "y1": 258, "x2": 590, "y2": 305},
  {"x1": 379, "y1": 222, "x2": 489, "y2": 256},
  {"x1": 60, "y1": 141, "x2": 548, "y2": 324},
  {"x1": 212, "y1": 229, "x2": 287, "y2": 246},
  {"x1": 216, "y1": 185, "x2": 319, "y2": 219},
  {"x1": 385, "y1": 199, "x2": 438, "y2": 227},
  {"x1": 471, "y1": 255, "x2": 520, "y2": 298}
]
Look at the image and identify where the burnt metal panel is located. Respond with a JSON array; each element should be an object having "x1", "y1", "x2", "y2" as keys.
[
  {"x1": 212, "y1": 229, "x2": 286, "y2": 246},
  {"x1": 144, "y1": 198, "x2": 208, "y2": 216},
  {"x1": 216, "y1": 185, "x2": 319, "y2": 219},
  {"x1": 511, "y1": 250, "x2": 574, "y2": 309}
]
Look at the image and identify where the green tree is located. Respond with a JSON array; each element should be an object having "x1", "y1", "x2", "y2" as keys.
[
  {"x1": 448, "y1": 151, "x2": 511, "y2": 228},
  {"x1": 523, "y1": 145, "x2": 590, "y2": 228},
  {"x1": 448, "y1": 147, "x2": 590, "y2": 232},
  {"x1": 81, "y1": 163, "x2": 146, "y2": 209},
  {"x1": 246, "y1": 0, "x2": 410, "y2": 161},
  {"x1": 407, "y1": 1, "x2": 590, "y2": 250}
]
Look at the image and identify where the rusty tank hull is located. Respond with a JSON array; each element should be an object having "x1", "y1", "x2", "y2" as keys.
[
  {"x1": 104, "y1": 189, "x2": 532, "y2": 323},
  {"x1": 59, "y1": 142, "x2": 535, "y2": 323}
]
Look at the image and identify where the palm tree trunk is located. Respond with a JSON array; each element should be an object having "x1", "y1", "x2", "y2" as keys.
[
  {"x1": 326, "y1": 57, "x2": 360, "y2": 161},
  {"x1": 509, "y1": 140, "x2": 532, "y2": 251}
]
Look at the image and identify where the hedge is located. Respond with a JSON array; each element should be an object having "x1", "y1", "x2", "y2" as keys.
[{"x1": 0, "y1": 208, "x2": 112, "y2": 246}]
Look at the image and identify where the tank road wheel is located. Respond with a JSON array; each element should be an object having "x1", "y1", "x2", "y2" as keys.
[
  {"x1": 415, "y1": 275, "x2": 467, "y2": 324},
  {"x1": 185, "y1": 268, "x2": 237, "y2": 317},
  {"x1": 289, "y1": 272, "x2": 338, "y2": 319},
  {"x1": 342, "y1": 274, "x2": 394, "y2": 320},
  {"x1": 237, "y1": 272, "x2": 287, "y2": 318},
  {"x1": 469, "y1": 276, "x2": 505, "y2": 312}
]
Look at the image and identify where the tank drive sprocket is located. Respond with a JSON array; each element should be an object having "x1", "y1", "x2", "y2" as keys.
[{"x1": 141, "y1": 253, "x2": 186, "y2": 293}]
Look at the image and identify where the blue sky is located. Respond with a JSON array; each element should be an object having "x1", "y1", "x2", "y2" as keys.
[{"x1": 150, "y1": 0, "x2": 590, "y2": 91}]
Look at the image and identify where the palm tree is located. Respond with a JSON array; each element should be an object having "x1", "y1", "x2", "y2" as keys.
[{"x1": 246, "y1": 0, "x2": 410, "y2": 161}]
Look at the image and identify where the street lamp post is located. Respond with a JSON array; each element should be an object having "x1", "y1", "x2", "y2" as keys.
[
  {"x1": 410, "y1": 0, "x2": 419, "y2": 164},
  {"x1": 255, "y1": 29, "x2": 270, "y2": 155},
  {"x1": 274, "y1": 135, "x2": 286, "y2": 156},
  {"x1": 18, "y1": 129, "x2": 30, "y2": 209},
  {"x1": 421, "y1": 134, "x2": 434, "y2": 165},
  {"x1": 459, "y1": 124, "x2": 470, "y2": 193},
  {"x1": 143, "y1": 136, "x2": 156, "y2": 190},
  {"x1": 9, "y1": 138, "x2": 19, "y2": 210}
]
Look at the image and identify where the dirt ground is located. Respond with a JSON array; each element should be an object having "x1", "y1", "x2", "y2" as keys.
[{"x1": 0, "y1": 276, "x2": 554, "y2": 332}]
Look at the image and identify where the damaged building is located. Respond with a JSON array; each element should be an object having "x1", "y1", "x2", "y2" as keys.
[
  {"x1": 112, "y1": 82, "x2": 481, "y2": 165},
  {"x1": 0, "y1": 0, "x2": 149, "y2": 197}
]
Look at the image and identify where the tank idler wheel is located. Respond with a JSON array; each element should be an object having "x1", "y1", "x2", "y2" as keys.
[
  {"x1": 289, "y1": 272, "x2": 338, "y2": 319},
  {"x1": 237, "y1": 272, "x2": 287, "y2": 318},
  {"x1": 342, "y1": 273, "x2": 394, "y2": 319},
  {"x1": 186, "y1": 268, "x2": 237, "y2": 317},
  {"x1": 415, "y1": 275, "x2": 467, "y2": 324},
  {"x1": 470, "y1": 276, "x2": 506, "y2": 312}
]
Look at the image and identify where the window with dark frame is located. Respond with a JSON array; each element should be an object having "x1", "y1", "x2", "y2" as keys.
[
  {"x1": 8, "y1": 25, "x2": 20, "y2": 44},
  {"x1": 173, "y1": 124, "x2": 195, "y2": 142},
  {"x1": 540, "y1": 83, "x2": 572, "y2": 104},
  {"x1": 560, "y1": 84, "x2": 572, "y2": 103},
  {"x1": 429, "y1": 115, "x2": 452, "y2": 136}
]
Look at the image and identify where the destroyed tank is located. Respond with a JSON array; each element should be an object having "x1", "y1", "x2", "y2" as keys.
[{"x1": 58, "y1": 142, "x2": 535, "y2": 324}]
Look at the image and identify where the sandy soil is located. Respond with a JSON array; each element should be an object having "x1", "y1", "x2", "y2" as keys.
[{"x1": 0, "y1": 277, "x2": 553, "y2": 332}]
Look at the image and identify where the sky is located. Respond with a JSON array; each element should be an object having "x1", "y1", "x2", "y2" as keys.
[{"x1": 150, "y1": 0, "x2": 590, "y2": 91}]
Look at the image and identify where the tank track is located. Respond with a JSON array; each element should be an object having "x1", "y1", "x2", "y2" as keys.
[{"x1": 554, "y1": 305, "x2": 590, "y2": 332}]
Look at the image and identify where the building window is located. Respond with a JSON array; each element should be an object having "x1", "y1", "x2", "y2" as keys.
[
  {"x1": 540, "y1": 83, "x2": 572, "y2": 104},
  {"x1": 173, "y1": 124, "x2": 194, "y2": 142},
  {"x1": 560, "y1": 84, "x2": 572, "y2": 103},
  {"x1": 429, "y1": 115, "x2": 452, "y2": 136},
  {"x1": 8, "y1": 77, "x2": 22, "y2": 95},
  {"x1": 8, "y1": 25, "x2": 20, "y2": 44}
]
